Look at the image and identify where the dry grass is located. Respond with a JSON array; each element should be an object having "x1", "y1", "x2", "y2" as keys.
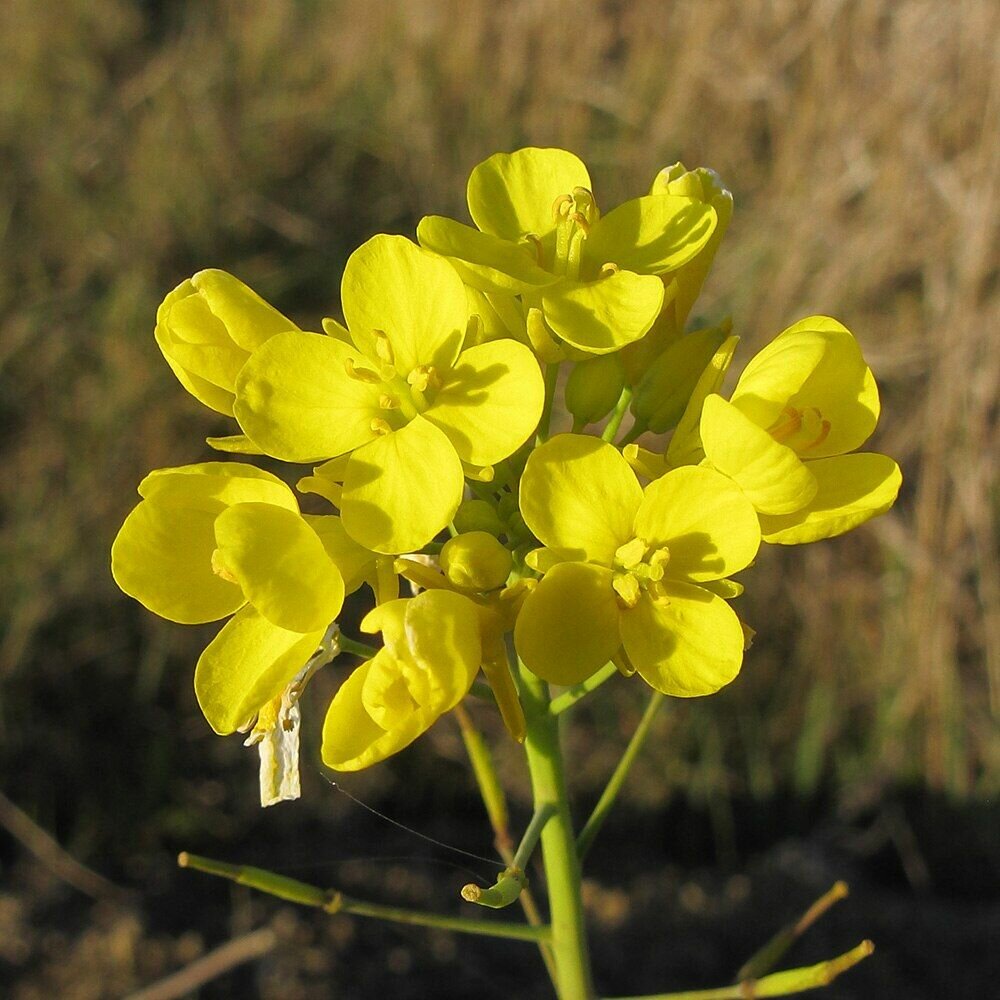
[{"x1": 1, "y1": 0, "x2": 997, "y2": 808}]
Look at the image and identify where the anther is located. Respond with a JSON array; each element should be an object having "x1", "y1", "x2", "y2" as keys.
[
  {"x1": 372, "y1": 329, "x2": 395, "y2": 367},
  {"x1": 569, "y1": 211, "x2": 591, "y2": 236},
  {"x1": 612, "y1": 572, "x2": 641, "y2": 609},
  {"x1": 552, "y1": 193, "x2": 574, "y2": 220},
  {"x1": 370, "y1": 417, "x2": 393, "y2": 436},
  {"x1": 378, "y1": 393, "x2": 399, "y2": 410},
  {"x1": 520, "y1": 233, "x2": 544, "y2": 263},
  {"x1": 614, "y1": 537, "x2": 648, "y2": 570},
  {"x1": 344, "y1": 357, "x2": 381, "y2": 383},
  {"x1": 767, "y1": 405, "x2": 803, "y2": 443},
  {"x1": 802, "y1": 418, "x2": 832, "y2": 451},
  {"x1": 600, "y1": 261, "x2": 620, "y2": 276}
]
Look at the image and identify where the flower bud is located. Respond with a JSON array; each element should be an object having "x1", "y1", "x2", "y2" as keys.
[
  {"x1": 649, "y1": 164, "x2": 733, "y2": 332},
  {"x1": 453, "y1": 498, "x2": 505, "y2": 537},
  {"x1": 155, "y1": 269, "x2": 298, "y2": 416},
  {"x1": 632, "y1": 322, "x2": 730, "y2": 434},
  {"x1": 565, "y1": 354, "x2": 626, "y2": 426},
  {"x1": 440, "y1": 532, "x2": 513, "y2": 591}
]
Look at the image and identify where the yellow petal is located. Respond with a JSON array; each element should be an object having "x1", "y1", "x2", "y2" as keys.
[
  {"x1": 417, "y1": 216, "x2": 558, "y2": 294},
  {"x1": 137, "y1": 462, "x2": 297, "y2": 512},
  {"x1": 322, "y1": 590, "x2": 481, "y2": 771},
  {"x1": 189, "y1": 269, "x2": 298, "y2": 351},
  {"x1": 585, "y1": 195, "x2": 717, "y2": 275},
  {"x1": 195, "y1": 606, "x2": 324, "y2": 734},
  {"x1": 622, "y1": 583, "x2": 744, "y2": 696},
  {"x1": 111, "y1": 499, "x2": 244, "y2": 624},
  {"x1": 732, "y1": 317, "x2": 879, "y2": 457},
  {"x1": 760, "y1": 453, "x2": 902, "y2": 544},
  {"x1": 520, "y1": 434, "x2": 642, "y2": 564},
  {"x1": 304, "y1": 514, "x2": 376, "y2": 594},
  {"x1": 424, "y1": 340, "x2": 544, "y2": 465},
  {"x1": 234, "y1": 331, "x2": 382, "y2": 462},
  {"x1": 341, "y1": 417, "x2": 464, "y2": 553},
  {"x1": 700, "y1": 394, "x2": 818, "y2": 514},
  {"x1": 213, "y1": 503, "x2": 345, "y2": 633},
  {"x1": 514, "y1": 562, "x2": 621, "y2": 686},
  {"x1": 321, "y1": 660, "x2": 423, "y2": 771},
  {"x1": 542, "y1": 271, "x2": 664, "y2": 354},
  {"x1": 342, "y1": 235, "x2": 467, "y2": 373},
  {"x1": 467, "y1": 147, "x2": 591, "y2": 241},
  {"x1": 634, "y1": 465, "x2": 760, "y2": 582}
]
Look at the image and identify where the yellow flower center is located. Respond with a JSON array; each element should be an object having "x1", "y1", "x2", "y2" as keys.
[
  {"x1": 343, "y1": 331, "x2": 448, "y2": 431},
  {"x1": 549, "y1": 186, "x2": 599, "y2": 281},
  {"x1": 766, "y1": 405, "x2": 831, "y2": 453},
  {"x1": 611, "y1": 536, "x2": 671, "y2": 609}
]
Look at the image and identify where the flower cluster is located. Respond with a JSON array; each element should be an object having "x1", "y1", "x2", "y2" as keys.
[{"x1": 112, "y1": 147, "x2": 901, "y2": 804}]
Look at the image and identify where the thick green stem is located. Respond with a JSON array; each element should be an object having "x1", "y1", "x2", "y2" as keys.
[
  {"x1": 577, "y1": 692, "x2": 664, "y2": 859},
  {"x1": 178, "y1": 853, "x2": 548, "y2": 944},
  {"x1": 520, "y1": 667, "x2": 595, "y2": 999},
  {"x1": 602, "y1": 940, "x2": 874, "y2": 999}
]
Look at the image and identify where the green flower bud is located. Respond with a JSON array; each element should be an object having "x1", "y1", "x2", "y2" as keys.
[
  {"x1": 440, "y1": 532, "x2": 513, "y2": 591},
  {"x1": 453, "y1": 498, "x2": 505, "y2": 537},
  {"x1": 155, "y1": 270, "x2": 298, "y2": 416},
  {"x1": 565, "y1": 354, "x2": 626, "y2": 426},
  {"x1": 632, "y1": 322, "x2": 730, "y2": 434}
]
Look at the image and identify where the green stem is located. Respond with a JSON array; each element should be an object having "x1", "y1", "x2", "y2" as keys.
[
  {"x1": 178, "y1": 853, "x2": 548, "y2": 945},
  {"x1": 601, "y1": 386, "x2": 633, "y2": 443},
  {"x1": 536, "y1": 363, "x2": 561, "y2": 444},
  {"x1": 549, "y1": 663, "x2": 618, "y2": 715},
  {"x1": 454, "y1": 706, "x2": 559, "y2": 985},
  {"x1": 337, "y1": 636, "x2": 378, "y2": 659},
  {"x1": 736, "y1": 881, "x2": 849, "y2": 981},
  {"x1": 512, "y1": 802, "x2": 556, "y2": 872},
  {"x1": 520, "y1": 666, "x2": 595, "y2": 999},
  {"x1": 602, "y1": 940, "x2": 874, "y2": 999},
  {"x1": 577, "y1": 692, "x2": 664, "y2": 860}
]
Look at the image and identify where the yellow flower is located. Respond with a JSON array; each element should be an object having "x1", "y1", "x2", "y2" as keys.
[
  {"x1": 698, "y1": 316, "x2": 902, "y2": 544},
  {"x1": 155, "y1": 270, "x2": 299, "y2": 416},
  {"x1": 514, "y1": 435, "x2": 759, "y2": 695},
  {"x1": 417, "y1": 147, "x2": 718, "y2": 354},
  {"x1": 234, "y1": 234, "x2": 545, "y2": 553},
  {"x1": 111, "y1": 462, "x2": 357, "y2": 738},
  {"x1": 322, "y1": 590, "x2": 482, "y2": 771}
]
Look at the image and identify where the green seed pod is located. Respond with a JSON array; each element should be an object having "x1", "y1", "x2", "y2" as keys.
[
  {"x1": 440, "y1": 532, "x2": 513, "y2": 591},
  {"x1": 565, "y1": 354, "x2": 626, "y2": 426}
]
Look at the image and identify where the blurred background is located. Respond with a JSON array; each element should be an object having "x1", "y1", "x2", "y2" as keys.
[{"x1": 1, "y1": 0, "x2": 997, "y2": 997}]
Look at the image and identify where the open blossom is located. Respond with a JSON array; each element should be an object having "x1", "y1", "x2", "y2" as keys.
[
  {"x1": 322, "y1": 591, "x2": 483, "y2": 771},
  {"x1": 110, "y1": 462, "x2": 360, "y2": 732},
  {"x1": 698, "y1": 316, "x2": 902, "y2": 544},
  {"x1": 234, "y1": 234, "x2": 545, "y2": 553},
  {"x1": 417, "y1": 147, "x2": 718, "y2": 355},
  {"x1": 514, "y1": 435, "x2": 760, "y2": 696}
]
